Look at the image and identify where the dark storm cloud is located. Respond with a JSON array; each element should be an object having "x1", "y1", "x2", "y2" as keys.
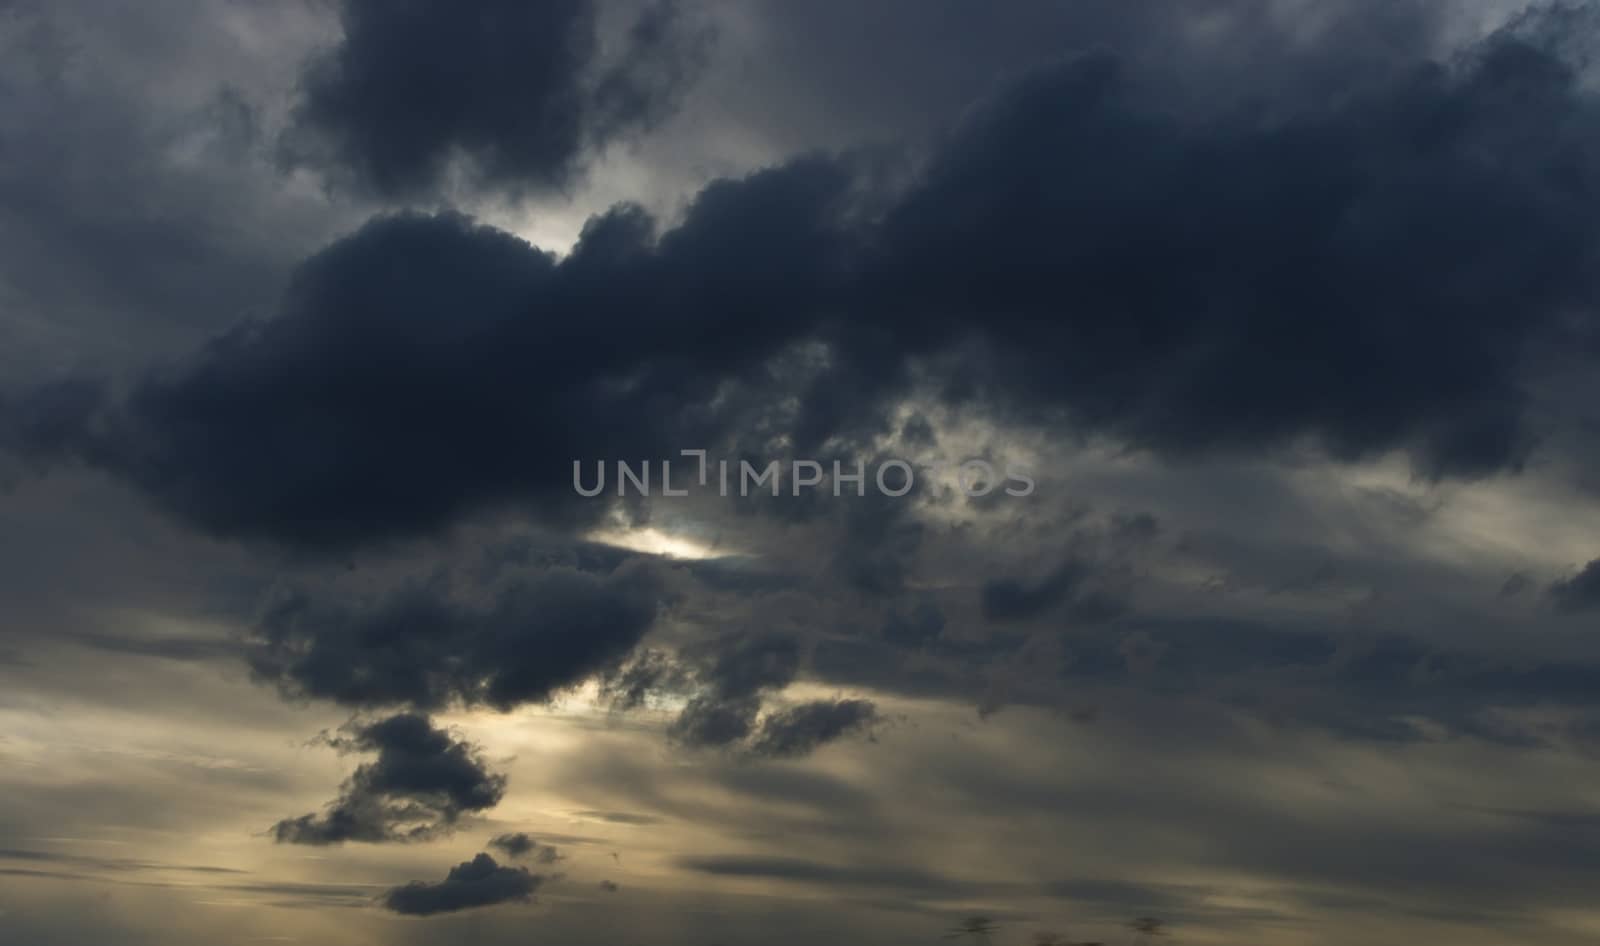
[
  {"x1": 283, "y1": 0, "x2": 706, "y2": 197},
  {"x1": 250, "y1": 559, "x2": 660, "y2": 711},
  {"x1": 12, "y1": 155, "x2": 855, "y2": 552},
  {"x1": 19, "y1": 8, "x2": 1600, "y2": 558},
  {"x1": 863, "y1": 34, "x2": 1599, "y2": 479},
  {"x1": 271, "y1": 713, "x2": 506, "y2": 845},
  {"x1": 746, "y1": 698, "x2": 880, "y2": 759},
  {"x1": 381, "y1": 852, "x2": 540, "y2": 916}
]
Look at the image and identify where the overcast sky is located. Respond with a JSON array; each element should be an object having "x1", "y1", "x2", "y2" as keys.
[{"x1": 7, "y1": 1, "x2": 1600, "y2": 944}]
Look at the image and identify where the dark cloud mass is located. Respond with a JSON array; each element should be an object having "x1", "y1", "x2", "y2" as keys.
[
  {"x1": 271, "y1": 713, "x2": 506, "y2": 844},
  {"x1": 382, "y1": 852, "x2": 540, "y2": 916},
  {"x1": 12, "y1": 3, "x2": 1600, "y2": 944},
  {"x1": 251, "y1": 559, "x2": 660, "y2": 710},
  {"x1": 284, "y1": 0, "x2": 706, "y2": 196},
  {"x1": 17, "y1": 10, "x2": 1600, "y2": 559}
]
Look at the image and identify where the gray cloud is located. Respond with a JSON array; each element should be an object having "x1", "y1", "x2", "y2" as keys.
[
  {"x1": 271, "y1": 713, "x2": 506, "y2": 845},
  {"x1": 488, "y1": 832, "x2": 562, "y2": 864},
  {"x1": 250, "y1": 558, "x2": 660, "y2": 711},
  {"x1": 18, "y1": 9, "x2": 1600, "y2": 563},
  {"x1": 382, "y1": 852, "x2": 541, "y2": 916},
  {"x1": 746, "y1": 698, "x2": 881, "y2": 759},
  {"x1": 282, "y1": 0, "x2": 707, "y2": 198}
]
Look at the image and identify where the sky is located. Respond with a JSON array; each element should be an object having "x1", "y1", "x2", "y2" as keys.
[{"x1": 7, "y1": 1, "x2": 1600, "y2": 943}]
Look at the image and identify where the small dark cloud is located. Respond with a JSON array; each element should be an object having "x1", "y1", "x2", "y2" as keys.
[
  {"x1": 382, "y1": 852, "x2": 540, "y2": 916},
  {"x1": 487, "y1": 832, "x2": 562, "y2": 864},
  {"x1": 271, "y1": 713, "x2": 506, "y2": 845},
  {"x1": 747, "y1": 698, "x2": 881, "y2": 759},
  {"x1": 668, "y1": 694, "x2": 760, "y2": 749}
]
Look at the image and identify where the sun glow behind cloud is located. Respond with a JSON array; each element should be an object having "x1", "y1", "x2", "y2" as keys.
[{"x1": 585, "y1": 526, "x2": 724, "y2": 561}]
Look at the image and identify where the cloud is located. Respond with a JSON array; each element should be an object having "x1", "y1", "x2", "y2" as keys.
[
  {"x1": 0, "y1": 2, "x2": 344, "y2": 382},
  {"x1": 381, "y1": 852, "x2": 540, "y2": 916},
  {"x1": 282, "y1": 0, "x2": 707, "y2": 197},
  {"x1": 488, "y1": 832, "x2": 562, "y2": 864},
  {"x1": 746, "y1": 698, "x2": 881, "y2": 759},
  {"x1": 20, "y1": 10, "x2": 1600, "y2": 563},
  {"x1": 602, "y1": 633, "x2": 879, "y2": 757},
  {"x1": 250, "y1": 558, "x2": 660, "y2": 710},
  {"x1": 271, "y1": 713, "x2": 506, "y2": 844},
  {"x1": 665, "y1": 633, "x2": 799, "y2": 750},
  {"x1": 13, "y1": 158, "x2": 853, "y2": 552}
]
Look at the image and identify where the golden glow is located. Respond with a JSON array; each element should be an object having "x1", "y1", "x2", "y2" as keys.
[{"x1": 586, "y1": 526, "x2": 724, "y2": 560}]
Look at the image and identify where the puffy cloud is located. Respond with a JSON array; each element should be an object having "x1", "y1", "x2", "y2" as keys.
[
  {"x1": 382, "y1": 852, "x2": 540, "y2": 916},
  {"x1": 271, "y1": 713, "x2": 505, "y2": 844},
  {"x1": 20, "y1": 11, "x2": 1600, "y2": 562}
]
